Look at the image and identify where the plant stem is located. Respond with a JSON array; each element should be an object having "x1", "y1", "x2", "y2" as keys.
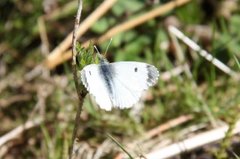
[{"x1": 69, "y1": 0, "x2": 86, "y2": 158}]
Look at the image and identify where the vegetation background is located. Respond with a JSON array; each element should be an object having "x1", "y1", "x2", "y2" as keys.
[{"x1": 0, "y1": 0, "x2": 240, "y2": 158}]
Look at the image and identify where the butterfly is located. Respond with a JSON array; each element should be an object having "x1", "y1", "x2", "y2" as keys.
[{"x1": 80, "y1": 54, "x2": 159, "y2": 111}]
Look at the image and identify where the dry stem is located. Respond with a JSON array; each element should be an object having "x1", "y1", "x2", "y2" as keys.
[{"x1": 69, "y1": 0, "x2": 86, "y2": 158}]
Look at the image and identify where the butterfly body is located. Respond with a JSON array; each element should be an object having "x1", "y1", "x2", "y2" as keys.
[
  {"x1": 80, "y1": 59, "x2": 159, "y2": 111},
  {"x1": 98, "y1": 61, "x2": 115, "y2": 98}
]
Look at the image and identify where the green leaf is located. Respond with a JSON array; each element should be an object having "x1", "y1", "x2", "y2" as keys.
[
  {"x1": 91, "y1": 18, "x2": 109, "y2": 33},
  {"x1": 107, "y1": 133, "x2": 134, "y2": 159},
  {"x1": 112, "y1": 0, "x2": 144, "y2": 16},
  {"x1": 76, "y1": 41, "x2": 97, "y2": 70}
]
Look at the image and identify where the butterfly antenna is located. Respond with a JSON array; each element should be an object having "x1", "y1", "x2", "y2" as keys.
[
  {"x1": 104, "y1": 38, "x2": 112, "y2": 56},
  {"x1": 94, "y1": 45, "x2": 100, "y2": 54},
  {"x1": 94, "y1": 45, "x2": 106, "y2": 63}
]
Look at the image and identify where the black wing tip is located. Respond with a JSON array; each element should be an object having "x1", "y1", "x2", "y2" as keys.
[{"x1": 146, "y1": 65, "x2": 159, "y2": 86}]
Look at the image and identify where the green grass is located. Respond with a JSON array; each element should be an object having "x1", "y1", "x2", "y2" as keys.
[{"x1": 1, "y1": 0, "x2": 240, "y2": 158}]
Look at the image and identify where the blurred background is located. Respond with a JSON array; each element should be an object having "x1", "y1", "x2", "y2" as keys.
[{"x1": 0, "y1": 0, "x2": 240, "y2": 158}]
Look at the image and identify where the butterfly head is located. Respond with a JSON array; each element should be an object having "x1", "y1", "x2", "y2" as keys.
[
  {"x1": 97, "y1": 53, "x2": 109, "y2": 64},
  {"x1": 94, "y1": 45, "x2": 109, "y2": 64}
]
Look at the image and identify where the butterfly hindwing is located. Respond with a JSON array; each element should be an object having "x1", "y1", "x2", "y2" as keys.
[{"x1": 110, "y1": 75, "x2": 142, "y2": 109}]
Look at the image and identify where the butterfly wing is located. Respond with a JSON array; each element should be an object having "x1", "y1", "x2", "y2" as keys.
[
  {"x1": 80, "y1": 64, "x2": 113, "y2": 111},
  {"x1": 110, "y1": 62, "x2": 159, "y2": 109},
  {"x1": 80, "y1": 62, "x2": 159, "y2": 110}
]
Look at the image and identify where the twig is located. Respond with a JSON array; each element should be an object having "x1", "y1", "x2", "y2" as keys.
[
  {"x1": 69, "y1": 0, "x2": 86, "y2": 159},
  {"x1": 44, "y1": 0, "x2": 117, "y2": 69},
  {"x1": 38, "y1": 16, "x2": 50, "y2": 56},
  {"x1": 0, "y1": 94, "x2": 31, "y2": 108},
  {"x1": 0, "y1": 117, "x2": 43, "y2": 147},
  {"x1": 139, "y1": 120, "x2": 240, "y2": 159},
  {"x1": 168, "y1": 25, "x2": 238, "y2": 77},
  {"x1": 43, "y1": 0, "x2": 192, "y2": 69}
]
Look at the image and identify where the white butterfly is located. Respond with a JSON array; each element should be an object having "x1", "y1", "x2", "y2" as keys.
[{"x1": 80, "y1": 56, "x2": 159, "y2": 111}]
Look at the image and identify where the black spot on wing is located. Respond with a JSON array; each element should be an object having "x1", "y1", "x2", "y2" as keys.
[
  {"x1": 134, "y1": 67, "x2": 138, "y2": 72},
  {"x1": 146, "y1": 65, "x2": 159, "y2": 86}
]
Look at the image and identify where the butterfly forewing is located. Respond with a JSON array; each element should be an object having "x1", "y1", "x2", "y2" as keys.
[
  {"x1": 109, "y1": 62, "x2": 159, "y2": 109},
  {"x1": 80, "y1": 64, "x2": 113, "y2": 111},
  {"x1": 110, "y1": 62, "x2": 159, "y2": 90}
]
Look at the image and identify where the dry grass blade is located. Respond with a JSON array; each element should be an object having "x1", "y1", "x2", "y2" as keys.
[
  {"x1": 144, "y1": 115, "x2": 193, "y2": 139},
  {"x1": 140, "y1": 120, "x2": 240, "y2": 159},
  {"x1": 116, "y1": 115, "x2": 193, "y2": 159},
  {"x1": 107, "y1": 133, "x2": 134, "y2": 159},
  {"x1": 44, "y1": 0, "x2": 118, "y2": 69},
  {"x1": 168, "y1": 25, "x2": 218, "y2": 128},
  {"x1": 96, "y1": 0, "x2": 191, "y2": 44},
  {"x1": 234, "y1": 56, "x2": 240, "y2": 69},
  {"x1": 135, "y1": 115, "x2": 193, "y2": 143},
  {"x1": 43, "y1": 0, "x2": 192, "y2": 69},
  {"x1": 44, "y1": 0, "x2": 78, "y2": 21},
  {"x1": 168, "y1": 25, "x2": 238, "y2": 77}
]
